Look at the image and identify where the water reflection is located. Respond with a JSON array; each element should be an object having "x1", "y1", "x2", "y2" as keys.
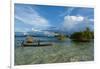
[{"x1": 15, "y1": 36, "x2": 94, "y2": 65}]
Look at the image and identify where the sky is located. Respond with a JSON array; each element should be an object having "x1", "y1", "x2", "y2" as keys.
[{"x1": 15, "y1": 4, "x2": 94, "y2": 34}]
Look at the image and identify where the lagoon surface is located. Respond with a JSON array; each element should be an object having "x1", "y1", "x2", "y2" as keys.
[{"x1": 15, "y1": 36, "x2": 94, "y2": 65}]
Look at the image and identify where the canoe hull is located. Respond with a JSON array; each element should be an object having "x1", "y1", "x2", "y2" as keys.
[{"x1": 22, "y1": 42, "x2": 52, "y2": 47}]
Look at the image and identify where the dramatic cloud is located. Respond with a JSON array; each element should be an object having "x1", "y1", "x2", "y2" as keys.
[
  {"x1": 15, "y1": 4, "x2": 50, "y2": 32},
  {"x1": 63, "y1": 15, "x2": 84, "y2": 29},
  {"x1": 15, "y1": 4, "x2": 94, "y2": 34},
  {"x1": 64, "y1": 15, "x2": 84, "y2": 22},
  {"x1": 61, "y1": 15, "x2": 94, "y2": 33},
  {"x1": 59, "y1": 8, "x2": 74, "y2": 16}
]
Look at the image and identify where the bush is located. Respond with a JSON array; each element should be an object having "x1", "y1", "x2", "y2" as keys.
[{"x1": 70, "y1": 27, "x2": 94, "y2": 42}]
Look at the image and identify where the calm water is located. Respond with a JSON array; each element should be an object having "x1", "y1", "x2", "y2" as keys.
[{"x1": 15, "y1": 36, "x2": 94, "y2": 65}]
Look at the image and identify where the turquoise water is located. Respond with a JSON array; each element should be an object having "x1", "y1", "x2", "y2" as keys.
[{"x1": 15, "y1": 37, "x2": 94, "y2": 65}]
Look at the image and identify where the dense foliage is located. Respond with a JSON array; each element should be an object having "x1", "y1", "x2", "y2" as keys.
[{"x1": 70, "y1": 27, "x2": 94, "y2": 42}]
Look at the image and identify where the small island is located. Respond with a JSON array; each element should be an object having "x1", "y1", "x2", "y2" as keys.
[
  {"x1": 55, "y1": 34, "x2": 66, "y2": 40},
  {"x1": 70, "y1": 27, "x2": 94, "y2": 42}
]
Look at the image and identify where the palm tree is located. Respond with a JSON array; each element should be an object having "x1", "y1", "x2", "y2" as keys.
[{"x1": 70, "y1": 27, "x2": 93, "y2": 42}]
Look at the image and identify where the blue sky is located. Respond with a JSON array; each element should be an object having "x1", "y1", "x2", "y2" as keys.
[{"x1": 15, "y1": 4, "x2": 94, "y2": 33}]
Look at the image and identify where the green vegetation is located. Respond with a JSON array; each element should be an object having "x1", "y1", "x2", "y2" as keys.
[
  {"x1": 70, "y1": 27, "x2": 94, "y2": 42},
  {"x1": 15, "y1": 27, "x2": 94, "y2": 65},
  {"x1": 54, "y1": 34, "x2": 67, "y2": 41}
]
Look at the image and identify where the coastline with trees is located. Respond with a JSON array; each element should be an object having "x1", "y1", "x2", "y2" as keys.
[{"x1": 54, "y1": 27, "x2": 94, "y2": 42}]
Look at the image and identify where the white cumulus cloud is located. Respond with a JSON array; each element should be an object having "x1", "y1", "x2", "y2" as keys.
[
  {"x1": 63, "y1": 15, "x2": 84, "y2": 29},
  {"x1": 64, "y1": 15, "x2": 84, "y2": 22},
  {"x1": 61, "y1": 15, "x2": 94, "y2": 33}
]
